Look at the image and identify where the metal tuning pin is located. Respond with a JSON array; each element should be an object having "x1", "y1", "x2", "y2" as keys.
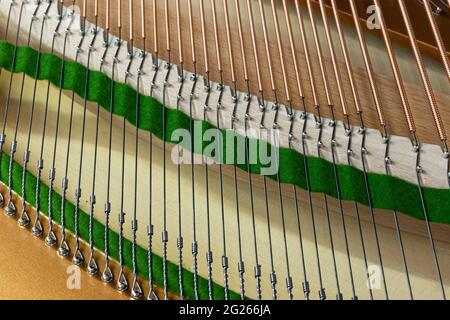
[
  {"x1": 131, "y1": 273, "x2": 143, "y2": 300},
  {"x1": 117, "y1": 269, "x2": 129, "y2": 293},
  {"x1": 4, "y1": 195, "x2": 15, "y2": 217},
  {"x1": 72, "y1": 245, "x2": 84, "y2": 266},
  {"x1": 101, "y1": 261, "x2": 114, "y2": 284}
]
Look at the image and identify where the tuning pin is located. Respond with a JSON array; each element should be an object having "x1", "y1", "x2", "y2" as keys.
[
  {"x1": 302, "y1": 281, "x2": 310, "y2": 300},
  {"x1": 45, "y1": 230, "x2": 57, "y2": 247},
  {"x1": 18, "y1": 209, "x2": 30, "y2": 227},
  {"x1": 347, "y1": 148, "x2": 353, "y2": 157},
  {"x1": 147, "y1": 287, "x2": 159, "y2": 300},
  {"x1": 131, "y1": 278, "x2": 143, "y2": 300},
  {"x1": 5, "y1": 200, "x2": 16, "y2": 217},
  {"x1": 117, "y1": 270, "x2": 128, "y2": 292},
  {"x1": 32, "y1": 218, "x2": 43, "y2": 237},
  {"x1": 0, "y1": 193, "x2": 4, "y2": 208},
  {"x1": 358, "y1": 127, "x2": 366, "y2": 135},
  {"x1": 72, "y1": 246, "x2": 84, "y2": 266},
  {"x1": 87, "y1": 255, "x2": 99, "y2": 276},
  {"x1": 344, "y1": 127, "x2": 352, "y2": 137},
  {"x1": 319, "y1": 287, "x2": 326, "y2": 300},
  {"x1": 57, "y1": 239, "x2": 70, "y2": 257},
  {"x1": 101, "y1": 265, "x2": 114, "y2": 283}
]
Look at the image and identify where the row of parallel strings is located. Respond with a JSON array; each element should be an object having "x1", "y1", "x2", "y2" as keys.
[{"x1": 0, "y1": 0, "x2": 449, "y2": 300}]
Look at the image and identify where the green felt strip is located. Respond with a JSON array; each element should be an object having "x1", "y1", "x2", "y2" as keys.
[{"x1": 0, "y1": 40, "x2": 449, "y2": 297}]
